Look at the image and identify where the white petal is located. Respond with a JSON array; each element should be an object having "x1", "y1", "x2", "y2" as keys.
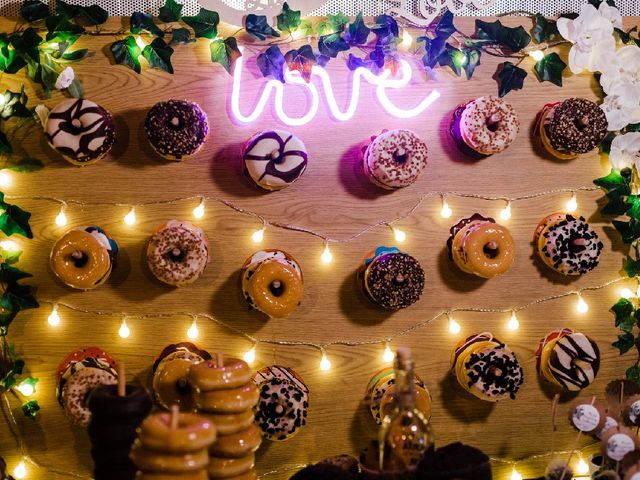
[
  {"x1": 568, "y1": 47, "x2": 589, "y2": 74},
  {"x1": 34, "y1": 104, "x2": 49, "y2": 128},
  {"x1": 556, "y1": 17, "x2": 573, "y2": 42}
]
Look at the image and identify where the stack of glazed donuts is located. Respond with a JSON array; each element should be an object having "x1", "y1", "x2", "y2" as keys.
[
  {"x1": 130, "y1": 407, "x2": 217, "y2": 480},
  {"x1": 189, "y1": 355, "x2": 261, "y2": 480}
]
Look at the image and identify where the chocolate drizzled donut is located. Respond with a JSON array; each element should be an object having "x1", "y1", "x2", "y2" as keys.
[
  {"x1": 364, "y1": 252, "x2": 425, "y2": 309},
  {"x1": 546, "y1": 98, "x2": 608, "y2": 154}
]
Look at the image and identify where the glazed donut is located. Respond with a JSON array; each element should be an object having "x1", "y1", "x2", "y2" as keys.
[
  {"x1": 536, "y1": 329, "x2": 600, "y2": 391},
  {"x1": 145, "y1": 99, "x2": 209, "y2": 161},
  {"x1": 50, "y1": 226, "x2": 118, "y2": 290},
  {"x1": 88, "y1": 384, "x2": 152, "y2": 421},
  {"x1": 223, "y1": 470, "x2": 258, "y2": 480},
  {"x1": 203, "y1": 410, "x2": 255, "y2": 436},
  {"x1": 534, "y1": 213, "x2": 603, "y2": 275},
  {"x1": 208, "y1": 453, "x2": 255, "y2": 478},
  {"x1": 147, "y1": 220, "x2": 210, "y2": 287},
  {"x1": 209, "y1": 424, "x2": 262, "y2": 458},
  {"x1": 362, "y1": 129, "x2": 428, "y2": 189},
  {"x1": 360, "y1": 246, "x2": 425, "y2": 310},
  {"x1": 450, "y1": 96, "x2": 519, "y2": 158},
  {"x1": 254, "y1": 365, "x2": 310, "y2": 441},
  {"x1": 448, "y1": 214, "x2": 515, "y2": 278},
  {"x1": 63, "y1": 367, "x2": 117, "y2": 427},
  {"x1": 537, "y1": 98, "x2": 608, "y2": 159},
  {"x1": 242, "y1": 130, "x2": 308, "y2": 191},
  {"x1": 137, "y1": 471, "x2": 208, "y2": 480},
  {"x1": 152, "y1": 343, "x2": 212, "y2": 373},
  {"x1": 138, "y1": 412, "x2": 217, "y2": 452},
  {"x1": 451, "y1": 332, "x2": 524, "y2": 402},
  {"x1": 241, "y1": 250, "x2": 304, "y2": 318},
  {"x1": 44, "y1": 98, "x2": 116, "y2": 165},
  {"x1": 153, "y1": 351, "x2": 205, "y2": 411},
  {"x1": 189, "y1": 358, "x2": 253, "y2": 391},
  {"x1": 196, "y1": 383, "x2": 259, "y2": 413},
  {"x1": 130, "y1": 443, "x2": 209, "y2": 473}
]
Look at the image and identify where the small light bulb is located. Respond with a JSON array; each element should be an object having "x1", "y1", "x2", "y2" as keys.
[
  {"x1": 576, "y1": 457, "x2": 589, "y2": 475},
  {"x1": 401, "y1": 29, "x2": 413, "y2": 48},
  {"x1": 187, "y1": 319, "x2": 199, "y2": 339},
  {"x1": 48, "y1": 305, "x2": 60, "y2": 326},
  {"x1": 440, "y1": 196, "x2": 452, "y2": 218},
  {"x1": 510, "y1": 467, "x2": 523, "y2": 480},
  {"x1": 0, "y1": 240, "x2": 18, "y2": 251},
  {"x1": 13, "y1": 460, "x2": 26, "y2": 479},
  {"x1": 291, "y1": 29, "x2": 304, "y2": 40},
  {"x1": 124, "y1": 207, "x2": 136, "y2": 226},
  {"x1": 321, "y1": 242, "x2": 333, "y2": 264},
  {"x1": 118, "y1": 319, "x2": 130, "y2": 338},
  {"x1": 0, "y1": 170, "x2": 12, "y2": 188},
  {"x1": 448, "y1": 315, "x2": 461, "y2": 334},
  {"x1": 529, "y1": 49, "x2": 545, "y2": 62},
  {"x1": 193, "y1": 199, "x2": 205, "y2": 219},
  {"x1": 507, "y1": 311, "x2": 520, "y2": 331},
  {"x1": 319, "y1": 350, "x2": 331, "y2": 371},
  {"x1": 620, "y1": 287, "x2": 635, "y2": 299},
  {"x1": 135, "y1": 35, "x2": 146, "y2": 49},
  {"x1": 16, "y1": 381, "x2": 34, "y2": 397},
  {"x1": 500, "y1": 201, "x2": 512, "y2": 221},
  {"x1": 251, "y1": 227, "x2": 265, "y2": 243},
  {"x1": 391, "y1": 226, "x2": 407, "y2": 243},
  {"x1": 576, "y1": 293, "x2": 589, "y2": 314},
  {"x1": 243, "y1": 345, "x2": 256, "y2": 365},
  {"x1": 383, "y1": 342, "x2": 394, "y2": 363},
  {"x1": 55, "y1": 208, "x2": 68, "y2": 227},
  {"x1": 566, "y1": 193, "x2": 578, "y2": 213}
]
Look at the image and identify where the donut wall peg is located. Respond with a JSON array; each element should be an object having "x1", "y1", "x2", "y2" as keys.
[{"x1": 0, "y1": 14, "x2": 637, "y2": 480}]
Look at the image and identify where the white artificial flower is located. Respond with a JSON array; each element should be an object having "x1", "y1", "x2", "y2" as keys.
[
  {"x1": 34, "y1": 104, "x2": 49, "y2": 128},
  {"x1": 599, "y1": 45, "x2": 640, "y2": 95},
  {"x1": 600, "y1": 82, "x2": 640, "y2": 131},
  {"x1": 609, "y1": 132, "x2": 640, "y2": 171},
  {"x1": 557, "y1": 3, "x2": 616, "y2": 74},
  {"x1": 598, "y1": 1, "x2": 623, "y2": 29},
  {"x1": 55, "y1": 66, "x2": 74, "y2": 90}
]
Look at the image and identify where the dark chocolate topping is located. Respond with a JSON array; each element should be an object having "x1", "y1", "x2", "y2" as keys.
[
  {"x1": 466, "y1": 347, "x2": 524, "y2": 400},
  {"x1": 547, "y1": 98, "x2": 608, "y2": 154},
  {"x1": 365, "y1": 253, "x2": 425, "y2": 310},
  {"x1": 255, "y1": 377, "x2": 308, "y2": 441},
  {"x1": 244, "y1": 130, "x2": 308, "y2": 185}
]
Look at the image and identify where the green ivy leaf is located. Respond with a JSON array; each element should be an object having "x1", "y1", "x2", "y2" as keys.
[
  {"x1": 603, "y1": 191, "x2": 632, "y2": 215},
  {"x1": 298, "y1": 19, "x2": 313, "y2": 37},
  {"x1": 624, "y1": 255, "x2": 640, "y2": 277},
  {"x1": 595, "y1": 168, "x2": 631, "y2": 194},
  {"x1": 327, "y1": 12, "x2": 349, "y2": 33},
  {"x1": 628, "y1": 195, "x2": 640, "y2": 219},
  {"x1": 614, "y1": 332, "x2": 636, "y2": 354},
  {"x1": 0, "y1": 355, "x2": 24, "y2": 390},
  {"x1": 158, "y1": 0, "x2": 182, "y2": 22},
  {"x1": 1, "y1": 281, "x2": 39, "y2": 312},
  {"x1": 532, "y1": 14, "x2": 560, "y2": 43},
  {"x1": 347, "y1": 12, "x2": 370, "y2": 45},
  {"x1": 627, "y1": 123, "x2": 640, "y2": 133},
  {"x1": 0, "y1": 132, "x2": 11, "y2": 155},
  {"x1": 170, "y1": 28, "x2": 194, "y2": 45},
  {"x1": 463, "y1": 48, "x2": 481, "y2": 79},
  {"x1": 284, "y1": 44, "x2": 316, "y2": 82},
  {"x1": 20, "y1": 0, "x2": 50, "y2": 22},
  {"x1": 1, "y1": 245, "x2": 22, "y2": 265},
  {"x1": 277, "y1": 2, "x2": 301, "y2": 35},
  {"x1": 111, "y1": 35, "x2": 142, "y2": 73},
  {"x1": 66, "y1": 77, "x2": 83, "y2": 98},
  {"x1": 438, "y1": 43, "x2": 465, "y2": 76},
  {"x1": 0, "y1": 193, "x2": 32, "y2": 238},
  {"x1": 614, "y1": 218, "x2": 640, "y2": 244},
  {"x1": 245, "y1": 14, "x2": 280, "y2": 41},
  {"x1": 7, "y1": 158, "x2": 44, "y2": 172},
  {"x1": 142, "y1": 37, "x2": 174, "y2": 73},
  {"x1": 0, "y1": 34, "x2": 20, "y2": 73},
  {"x1": 476, "y1": 19, "x2": 531, "y2": 52},
  {"x1": 45, "y1": 14, "x2": 85, "y2": 41},
  {"x1": 534, "y1": 52, "x2": 567, "y2": 87},
  {"x1": 0, "y1": 87, "x2": 31, "y2": 120},
  {"x1": 21, "y1": 399, "x2": 40, "y2": 419},
  {"x1": 56, "y1": 1, "x2": 108, "y2": 25},
  {"x1": 39, "y1": 53, "x2": 59, "y2": 97},
  {"x1": 318, "y1": 33, "x2": 348, "y2": 58},
  {"x1": 497, "y1": 61, "x2": 527, "y2": 97},
  {"x1": 316, "y1": 19, "x2": 331, "y2": 37},
  {"x1": 131, "y1": 12, "x2": 164, "y2": 37},
  {"x1": 210, "y1": 37, "x2": 241, "y2": 74},
  {"x1": 10, "y1": 27, "x2": 42, "y2": 64},
  {"x1": 182, "y1": 8, "x2": 219, "y2": 39},
  {"x1": 435, "y1": 10, "x2": 456, "y2": 40},
  {"x1": 612, "y1": 298, "x2": 636, "y2": 332}
]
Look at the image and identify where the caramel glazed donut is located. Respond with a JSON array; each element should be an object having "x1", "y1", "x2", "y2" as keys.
[
  {"x1": 447, "y1": 214, "x2": 515, "y2": 278},
  {"x1": 534, "y1": 213, "x2": 603, "y2": 275},
  {"x1": 451, "y1": 333, "x2": 524, "y2": 402},
  {"x1": 50, "y1": 226, "x2": 119, "y2": 290},
  {"x1": 241, "y1": 250, "x2": 304, "y2": 318},
  {"x1": 254, "y1": 365, "x2": 310, "y2": 441},
  {"x1": 147, "y1": 220, "x2": 210, "y2": 287}
]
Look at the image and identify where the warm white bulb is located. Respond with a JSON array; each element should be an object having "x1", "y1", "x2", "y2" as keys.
[
  {"x1": 0, "y1": 170, "x2": 12, "y2": 188},
  {"x1": 566, "y1": 194, "x2": 578, "y2": 213},
  {"x1": 401, "y1": 29, "x2": 413, "y2": 48},
  {"x1": 383, "y1": 343, "x2": 394, "y2": 363},
  {"x1": 0, "y1": 240, "x2": 18, "y2": 251},
  {"x1": 291, "y1": 29, "x2": 304, "y2": 40},
  {"x1": 243, "y1": 346, "x2": 256, "y2": 365},
  {"x1": 193, "y1": 200, "x2": 205, "y2": 219},
  {"x1": 576, "y1": 457, "x2": 589, "y2": 475},
  {"x1": 576, "y1": 294, "x2": 589, "y2": 314},
  {"x1": 17, "y1": 382, "x2": 34, "y2": 397},
  {"x1": 392, "y1": 227, "x2": 406, "y2": 243},
  {"x1": 620, "y1": 288, "x2": 635, "y2": 299},
  {"x1": 448, "y1": 317, "x2": 461, "y2": 334},
  {"x1": 13, "y1": 460, "x2": 26, "y2": 479},
  {"x1": 321, "y1": 243, "x2": 333, "y2": 264},
  {"x1": 440, "y1": 198, "x2": 452, "y2": 218},
  {"x1": 118, "y1": 319, "x2": 130, "y2": 338},
  {"x1": 55, "y1": 209, "x2": 68, "y2": 227},
  {"x1": 319, "y1": 352, "x2": 331, "y2": 371},
  {"x1": 124, "y1": 208, "x2": 136, "y2": 225},
  {"x1": 500, "y1": 202, "x2": 512, "y2": 220},
  {"x1": 507, "y1": 311, "x2": 520, "y2": 331},
  {"x1": 187, "y1": 320, "x2": 199, "y2": 339},
  {"x1": 135, "y1": 35, "x2": 146, "y2": 49},
  {"x1": 529, "y1": 49, "x2": 545, "y2": 61},
  {"x1": 48, "y1": 305, "x2": 60, "y2": 327},
  {"x1": 510, "y1": 467, "x2": 523, "y2": 480},
  {"x1": 251, "y1": 227, "x2": 265, "y2": 243}
]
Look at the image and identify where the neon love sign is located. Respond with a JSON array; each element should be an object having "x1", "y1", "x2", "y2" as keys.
[{"x1": 230, "y1": 48, "x2": 441, "y2": 127}]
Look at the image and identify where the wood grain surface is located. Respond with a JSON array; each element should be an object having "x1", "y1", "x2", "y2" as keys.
[{"x1": 0, "y1": 15, "x2": 638, "y2": 480}]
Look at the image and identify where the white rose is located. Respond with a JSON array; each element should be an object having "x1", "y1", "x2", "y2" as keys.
[
  {"x1": 600, "y1": 82, "x2": 640, "y2": 131},
  {"x1": 34, "y1": 104, "x2": 49, "y2": 128},
  {"x1": 54, "y1": 66, "x2": 75, "y2": 90},
  {"x1": 609, "y1": 132, "x2": 640, "y2": 171},
  {"x1": 599, "y1": 45, "x2": 640, "y2": 95},
  {"x1": 557, "y1": 3, "x2": 616, "y2": 74}
]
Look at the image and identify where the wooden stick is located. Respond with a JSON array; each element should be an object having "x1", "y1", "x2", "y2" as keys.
[
  {"x1": 117, "y1": 362, "x2": 126, "y2": 397},
  {"x1": 550, "y1": 393, "x2": 560, "y2": 457},
  {"x1": 561, "y1": 396, "x2": 597, "y2": 480},
  {"x1": 170, "y1": 405, "x2": 179, "y2": 430},
  {"x1": 216, "y1": 353, "x2": 224, "y2": 368}
]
